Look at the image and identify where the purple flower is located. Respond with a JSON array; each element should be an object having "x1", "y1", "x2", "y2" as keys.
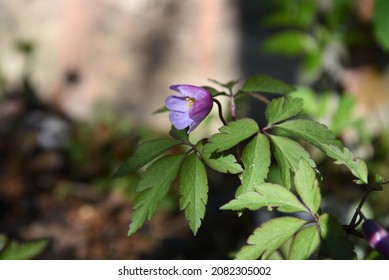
[
  {"x1": 362, "y1": 219, "x2": 389, "y2": 256},
  {"x1": 165, "y1": 84, "x2": 213, "y2": 133}
]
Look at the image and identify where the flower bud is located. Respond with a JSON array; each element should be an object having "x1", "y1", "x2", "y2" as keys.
[{"x1": 362, "y1": 219, "x2": 389, "y2": 256}]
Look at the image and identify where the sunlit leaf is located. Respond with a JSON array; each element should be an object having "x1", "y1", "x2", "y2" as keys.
[
  {"x1": 112, "y1": 138, "x2": 181, "y2": 179},
  {"x1": 203, "y1": 119, "x2": 259, "y2": 153},
  {"x1": 321, "y1": 144, "x2": 368, "y2": 184},
  {"x1": 275, "y1": 119, "x2": 342, "y2": 150},
  {"x1": 128, "y1": 154, "x2": 185, "y2": 235},
  {"x1": 288, "y1": 225, "x2": 320, "y2": 259},
  {"x1": 179, "y1": 153, "x2": 208, "y2": 235},
  {"x1": 269, "y1": 135, "x2": 316, "y2": 189},
  {"x1": 236, "y1": 217, "x2": 306, "y2": 259},
  {"x1": 221, "y1": 183, "x2": 307, "y2": 213},
  {"x1": 197, "y1": 141, "x2": 242, "y2": 174},
  {"x1": 294, "y1": 160, "x2": 321, "y2": 214},
  {"x1": 266, "y1": 96, "x2": 303, "y2": 125},
  {"x1": 241, "y1": 74, "x2": 296, "y2": 94},
  {"x1": 236, "y1": 133, "x2": 271, "y2": 196}
]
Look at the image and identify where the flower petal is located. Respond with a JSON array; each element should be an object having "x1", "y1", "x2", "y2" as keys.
[
  {"x1": 169, "y1": 111, "x2": 193, "y2": 130},
  {"x1": 165, "y1": 96, "x2": 188, "y2": 112},
  {"x1": 188, "y1": 120, "x2": 201, "y2": 133},
  {"x1": 189, "y1": 96, "x2": 213, "y2": 121},
  {"x1": 169, "y1": 84, "x2": 210, "y2": 99}
]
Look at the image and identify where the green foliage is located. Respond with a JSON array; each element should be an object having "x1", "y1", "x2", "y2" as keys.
[
  {"x1": 203, "y1": 119, "x2": 259, "y2": 153},
  {"x1": 235, "y1": 217, "x2": 306, "y2": 260},
  {"x1": 276, "y1": 119, "x2": 342, "y2": 150},
  {"x1": 262, "y1": 31, "x2": 317, "y2": 56},
  {"x1": 373, "y1": 0, "x2": 389, "y2": 50},
  {"x1": 113, "y1": 138, "x2": 181, "y2": 179},
  {"x1": 288, "y1": 225, "x2": 320, "y2": 259},
  {"x1": 119, "y1": 73, "x2": 382, "y2": 260},
  {"x1": 0, "y1": 236, "x2": 48, "y2": 260},
  {"x1": 294, "y1": 160, "x2": 321, "y2": 214},
  {"x1": 236, "y1": 133, "x2": 271, "y2": 196},
  {"x1": 222, "y1": 183, "x2": 307, "y2": 213},
  {"x1": 322, "y1": 144, "x2": 368, "y2": 184},
  {"x1": 240, "y1": 74, "x2": 296, "y2": 94},
  {"x1": 269, "y1": 135, "x2": 315, "y2": 189},
  {"x1": 197, "y1": 141, "x2": 243, "y2": 174},
  {"x1": 179, "y1": 153, "x2": 208, "y2": 235},
  {"x1": 128, "y1": 154, "x2": 185, "y2": 236},
  {"x1": 266, "y1": 96, "x2": 303, "y2": 125}
]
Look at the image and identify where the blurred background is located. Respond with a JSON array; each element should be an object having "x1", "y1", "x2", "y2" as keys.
[{"x1": 0, "y1": 0, "x2": 389, "y2": 259}]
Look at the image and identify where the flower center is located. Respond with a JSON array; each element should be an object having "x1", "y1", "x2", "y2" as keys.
[{"x1": 186, "y1": 97, "x2": 195, "y2": 109}]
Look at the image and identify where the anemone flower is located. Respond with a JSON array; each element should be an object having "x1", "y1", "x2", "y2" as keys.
[{"x1": 165, "y1": 84, "x2": 213, "y2": 133}]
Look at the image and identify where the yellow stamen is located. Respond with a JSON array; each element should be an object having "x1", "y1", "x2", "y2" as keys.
[{"x1": 186, "y1": 97, "x2": 195, "y2": 109}]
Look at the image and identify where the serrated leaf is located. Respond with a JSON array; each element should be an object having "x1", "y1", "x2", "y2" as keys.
[
  {"x1": 241, "y1": 74, "x2": 296, "y2": 94},
  {"x1": 266, "y1": 96, "x2": 303, "y2": 125},
  {"x1": 221, "y1": 183, "x2": 307, "y2": 213},
  {"x1": 112, "y1": 138, "x2": 181, "y2": 179},
  {"x1": 294, "y1": 160, "x2": 321, "y2": 214},
  {"x1": 128, "y1": 154, "x2": 185, "y2": 235},
  {"x1": 236, "y1": 133, "x2": 270, "y2": 196},
  {"x1": 179, "y1": 153, "x2": 208, "y2": 235},
  {"x1": 236, "y1": 217, "x2": 306, "y2": 259},
  {"x1": 269, "y1": 135, "x2": 316, "y2": 189},
  {"x1": 373, "y1": 0, "x2": 389, "y2": 50},
  {"x1": 203, "y1": 119, "x2": 259, "y2": 153},
  {"x1": 321, "y1": 144, "x2": 368, "y2": 184},
  {"x1": 319, "y1": 214, "x2": 356, "y2": 259},
  {"x1": 288, "y1": 225, "x2": 320, "y2": 259},
  {"x1": 0, "y1": 239, "x2": 48, "y2": 260},
  {"x1": 197, "y1": 141, "x2": 242, "y2": 174},
  {"x1": 275, "y1": 119, "x2": 342, "y2": 150}
]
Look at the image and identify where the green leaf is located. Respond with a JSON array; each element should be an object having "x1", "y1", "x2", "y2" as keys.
[
  {"x1": 0, "y1": 239, "x2": 48, "y2": 260},
  {"x1": 169, "y1": 126, "x2": 189, "y2": 142},
  {"x1": 241, "y1": 74, "x2": 296, "y2": 94},
  {"x1": 236, "y1": 133, "x2": 271, "y2": 196},
  {"x1": 266, "y1": 96, "x2": 303, "y2": 125},
  {"x1": 179, "y1": 153, "x2": 208, "y2": 235},
  {"x1": 294, "y1": 160, "x2": 321, "y2": 214},
  {"x1": 269, "y1": 135, "x2": 316, "y2": 189},
  {"x1": 112, "y1": 138, "x2": 181, "y2": 179},
  {"x1": 128, "y1": 154, "x2": 185, "y2": 236},
  {"x1": 236, "y1": 217, "x2": 306, "y2": 259},
  {"x1": 275, "y1": 119, "x2": 342, "y2": 150},
  {"x1": 262, "y1": 32, "x2": 317, "y2": 56},
  {"x1": 0, "y1": 235, "x2": 6, "y2": 251},
  {"x1": 318, "y1": 214, "x2": 356, "y2": 259},
  {"x1": 321, "y1": 144, "x2": 368, "y2": 184},
  {"x1": 203, "y1": 119, "x2": 259, "y2": 153},
  {"x1": 373, "y1": 0, "x2": 389, "y2": 50},
  {"x1": 152, "y1": 105, "x2": 169, "y2": 114},
  {"x1": 221, "y1": 183, "x2": 307, "y2": 213},
  {"x1": 288, "y1": 225, "x2": 320, "y2": 259},
  {"x1": 197, "y1": 141, "x2": 242, "y2": 174}
]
